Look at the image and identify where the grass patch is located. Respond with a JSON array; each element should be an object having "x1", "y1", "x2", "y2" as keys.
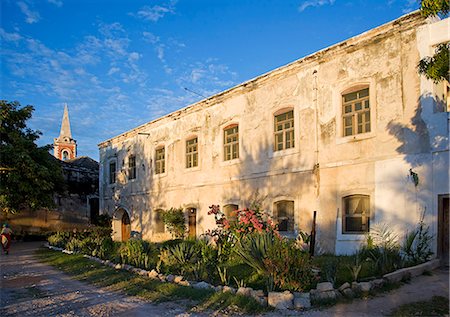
[
  {"x1": 388, "y1": 296, "x2": 449, "y2": 316},
  {"x1": 36, "y1": 248, "x2": 267, "y2": 314}
]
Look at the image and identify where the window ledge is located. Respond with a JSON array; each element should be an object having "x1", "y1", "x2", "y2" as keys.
[
  {"x1": 184, "y1": 166, "x2": 201, "y2": 173},
  {"x1": 153, "y1": 172, "x2": 167, "y2": 179},
  {"x1": 220, "y1": 158, "x2": 241, "y2": 167},
  {"x1": 336, "y1": 132, "x2": 375, "y2": 145},
  {"x1": 269, "y1": 147, "x2": 297, "y2": 159},
  {"x1": 336, "y1": 233, "x2": 367, "y2": 241}
]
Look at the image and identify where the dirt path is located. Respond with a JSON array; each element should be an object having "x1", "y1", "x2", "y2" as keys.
[
  {"x1": 0, "y1": 241, "x2": 207, "y2": 317},
  {"x1": 1, "y1": 242, "x2": 448, "y2": 317}
]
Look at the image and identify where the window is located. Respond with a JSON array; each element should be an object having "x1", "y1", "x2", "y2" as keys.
[
  {"x1": 109, "y1": 161, "x2": 116, "y2": 184},
  {"x1": 224, "y1": 125, "x2": 239, "y2": 161},
  {"x1": 274, "y1": 200, "x2": 294, "y2": 232},
  {"x1": 154, "y1": 209, "x2": 165, "y2": 233},
  {"x1": 274, "y1": 110, "x2": 294, "y2": 151},
  {"x1": 155, "y1": 147, "x2": 165, "y2": 174},
  {"x1": 128, "y1": 155, "x2": 136, "y2": 180},
  {"x1": 62, "y1": 150, "x2": 69, "y2": 160},
  {"x1": 342, "y1": 88, "x2": 370, "y2": 136},
  {"x1": 223, "y1": 204, "x2": 239, "y2": 224},
  {"x1": 342, "y1": 195, "x2": 370, "y2": 234},
  {"x1": 186, "y1": 137, "x2": 198, "y2": 168},
  {"x1": 435, "y1": 79, "x2": 450, "y2": 112}
]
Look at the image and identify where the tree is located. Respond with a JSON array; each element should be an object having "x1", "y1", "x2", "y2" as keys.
[
  {"x1": 0, "y1": 100, "x2": 64, "y2": 214},
  {"x1": 418, "y1": 0, "x2": 450, "y2": 83}
]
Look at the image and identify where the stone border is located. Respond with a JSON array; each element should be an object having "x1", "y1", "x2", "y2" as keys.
[{"x1": 45, "y1": 244, "x2": 440, "y2": 311}]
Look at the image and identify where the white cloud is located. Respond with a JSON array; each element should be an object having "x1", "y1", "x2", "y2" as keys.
[
  {"x1": 298, "y1": 0, "x2": 335, "y2": 12},
  {"x1": 107, "y1": 67, "x2": 120, "y2": 76},
  {"x1": 128, "y1": 52, "x2": 140, "y2": 61},
  {"x1": 135, "y1": 1, "x2": 177, "y2": 22},
  {"x1": 0, "y1": 28, "x2": 22, "y2": 42},
  {"x1": 17, "y1": 1, "x2": 41, "y2": 24},
  {"x1": 48, "y1": 0, "x2": 63, "y2": 7}
]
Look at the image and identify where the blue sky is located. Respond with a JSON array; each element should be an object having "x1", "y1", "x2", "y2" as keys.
[{"x1": 1, "y1": 0, "x2": 419, "y2": 160}]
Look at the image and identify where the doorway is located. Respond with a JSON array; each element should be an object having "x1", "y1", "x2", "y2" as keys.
[
  {"x1": 188, "y1": 208, "x2": 196, "y2": 238},
  {"x1": 438, "y1": 195, "x2": 449, "y2": 266},
  {"x1": 121, "y1": 211, "x2": 131, "y2": 242}
]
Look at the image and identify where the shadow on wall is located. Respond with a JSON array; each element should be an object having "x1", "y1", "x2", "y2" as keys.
[
  {"x1": 105, "y1": 135, "x2": 154, "y2": 241},
  {"x1": 218, "y1": 134, "x2": 331, "y2": 248},
  {"x1": 385, "y1": 93, "x2": 449, "y2": 243}
]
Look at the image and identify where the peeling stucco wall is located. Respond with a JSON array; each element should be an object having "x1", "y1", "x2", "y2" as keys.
[{"x1": 99, "y1": 12, "x2": 449, "y2": 254}]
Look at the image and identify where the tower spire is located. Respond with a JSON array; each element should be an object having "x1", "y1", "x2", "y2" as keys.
[
  {"x1": 54, "y1": 103, "x2": 77, "y2": 160},
  {"x1": 59, "y1": 103, "x2": 72, "y2": 138}
]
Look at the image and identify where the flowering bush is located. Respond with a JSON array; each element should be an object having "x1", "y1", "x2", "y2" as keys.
[
  {"x1": 206, "y1": 204, "x2": 280, "y2": 264},
  {"x1": 207, "y1": 204, "x2": 279, "y2": 239}
]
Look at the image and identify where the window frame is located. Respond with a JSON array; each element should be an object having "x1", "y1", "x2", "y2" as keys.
[
  {"x1": 342, "y1": 87, "x2": 371, "y2": 137},
  {"x1": 155, "y1": 147, "x2": 165, "y2": 175},
  {"x1": 108, "y1": 160, "x2": 117, "y2": 185},
  {"x1": 223, "y1": 124, "x2": 239, "y2": 161},
  {"x1": 186, "y1": 137, "x2": 198, "y2": 168},
  {"x1": 273, "y1": 200, "x2": 295, "y2": 233},
  {"x1": 273, "y1": 109, "x2": 295, "y2": 152},
  {"x1": 128, "y1": 155, "x2": 136, "y2": 180},
  {"x1": 342, "y1": 194, "x2": 370, "y2": 234},
  {"x1": 153, "y1": 209, "x2": 165, "y2": 234}
]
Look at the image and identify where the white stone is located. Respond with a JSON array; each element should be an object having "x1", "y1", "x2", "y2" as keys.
[
  {"x1": 148, "y1": 270, "x2": 158, "y2": 279},
  {"x1": 222, "y1": 286, "x2": 236, "y2": 294},
  {"x1": 178, "y1": 280, "x2": 190, "y2": 287},
  {"x1": 236, "y1": 287, "x2": 252, "y2": 296},
  {"x1": 114, "y1": 264, "x2": 122, "y2": 270},
  {"x1": 316, "y1": 282, "x2": 334, "y2": 292},
  {"x1": 166, "y1": 274, "x2": 175, "y2": 282},
  {"x1": 359, "y1": 282, "x2": 372, "y2": 292},
  {"x1": 268, "y1": 291, "x2": 294, "y2": 310},
  {"x1": 293, "y1": 292, "x2": 311, "y2": 309},
  {"x1": 174, "y1": 275, "x2": 184, "y2": 284},
  {"x1": 338, "y1": 282, "x2": 350, "y2": 292},
  {"x1": 193, "y1": 281, "x2": 212, "y2": 290}
]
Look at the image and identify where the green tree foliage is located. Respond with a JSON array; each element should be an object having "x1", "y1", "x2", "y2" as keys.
[
  {"x1": 418, "y1": 0, "x2": 450, "y2": 83},
  {"x1": 0, "y1": 100, "x2": 64, "y2": 213},
  {"x1": 420, "y1": 0, "x2": 449, "y2": 17},
  {"x1": 162, "y1": 207, "x2": 186, "y2": 239}
]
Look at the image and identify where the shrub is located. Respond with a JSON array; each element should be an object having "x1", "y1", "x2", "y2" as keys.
[
  {"x1": 401, "y1": 211, "x2": 433, "y2": 266},
  {"x1": 162, "y1": 208, "x2": 186, "y2": 239},
  {"x1": 118, "y1": 239, "x2": 157, "y2": 269},
  {"x1": 48, "y1": 231, "x2": 72, "y2": 248},
  {"x1": 235, "y1": 232, "x2": 314, "y2": 292},
  {"x1": 358, "y1": 224, "x2": 402, "y2": 276},
  {"x1": 158, "y1": 239, "x2": 218, "y2": 282}
]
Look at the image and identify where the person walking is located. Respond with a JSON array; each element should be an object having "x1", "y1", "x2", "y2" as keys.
[{"x1": 1, "y1": 223, "x2": 13, "y2": 255}]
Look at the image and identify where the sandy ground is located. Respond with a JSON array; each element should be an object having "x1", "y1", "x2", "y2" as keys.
[
  {"x1": 0, "y1": 241, "x2": 207, "y2": 317},
  {"x1": 0, "y1": 241, "x2": 448, "y2": 317}
]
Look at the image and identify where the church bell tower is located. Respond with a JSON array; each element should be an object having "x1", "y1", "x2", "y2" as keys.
[{"x1": 54, "y1": 104, "x2": 77, "y2": 160}]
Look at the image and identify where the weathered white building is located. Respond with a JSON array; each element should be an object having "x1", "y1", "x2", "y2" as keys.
[{"x1": 98, "y1": 12, "x2": 449, "y2": 259}]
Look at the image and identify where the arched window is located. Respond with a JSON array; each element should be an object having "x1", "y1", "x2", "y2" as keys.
[
  {"x1": 274, "y1": 109, "x2": 294, "y2": 151},
  {"x1": 342, "y1": 87, "x2": 370, "y2": 136},
  {"x1": 273, "y1": 200, "x2": 294, "y2": 232},
  {"x1": 62, "y1": 150, "x2": 69, "y2": 160},
  {"x1": 223, "y1": 124, "x2": 239, "y2": 161},
  {"x1": 342, "y1": 195, "x2": 370, "y2": 234},
  {"x1": 153, "y1": 209, "x2": 165, "y2": 233}
]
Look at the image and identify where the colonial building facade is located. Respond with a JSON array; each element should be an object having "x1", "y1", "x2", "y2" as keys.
[{"x1": 98, "y1": 12, "x2": 449, "y2": 258}]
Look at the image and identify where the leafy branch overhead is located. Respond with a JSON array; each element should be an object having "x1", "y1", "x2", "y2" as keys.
[
  {"x1": 0, "y1": 100, "x2": 64, "y2": 213},
  {"x1": 418, "y1": 0, "x2": 450, "y2": 83}
]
